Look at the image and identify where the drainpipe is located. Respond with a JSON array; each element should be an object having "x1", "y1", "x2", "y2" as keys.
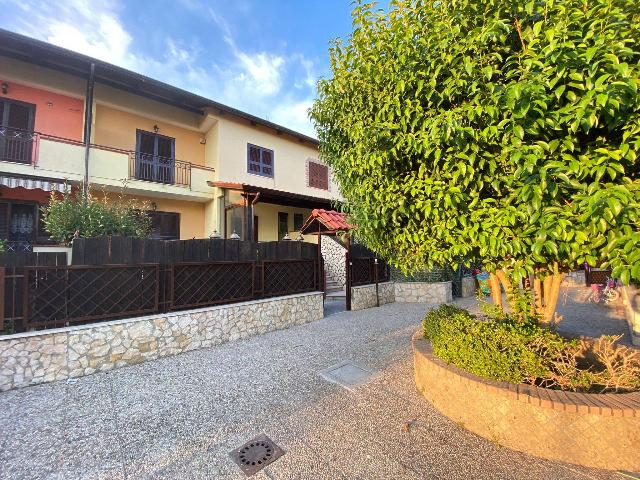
[{"x1": 83, "y1": 63, "x2": 96, "y2": 198}]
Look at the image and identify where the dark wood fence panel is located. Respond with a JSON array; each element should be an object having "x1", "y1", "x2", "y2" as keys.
[
  {"x1": 169, "y1": 262, "x2": 254, "y2": 310},
  {"x1": 71, "y1": 237, "x2": 316, "y2": 265}
]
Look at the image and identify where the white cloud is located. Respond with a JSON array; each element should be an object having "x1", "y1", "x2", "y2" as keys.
[
  {"x1": 2, "y1": 0, "x2": 318, "y2": 138},
  {"x1": 271, "y1": 98, "x2": 314, "y2": 137},
  {"x1": 235, "y1": 52, "x2": 285, "y2": 96}
]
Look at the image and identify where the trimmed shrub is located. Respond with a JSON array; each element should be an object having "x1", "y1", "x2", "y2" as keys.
[
  {"x1": 423, "y1": 304, "x2": 563, "y2": 384},
  {"x1": 422, "y1": 304, "x2": 640, "y2": 392}
]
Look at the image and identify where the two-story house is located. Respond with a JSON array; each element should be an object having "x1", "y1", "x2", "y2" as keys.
[{"x1": 0, "y1": 29, "x2": 338, "y2": 251}]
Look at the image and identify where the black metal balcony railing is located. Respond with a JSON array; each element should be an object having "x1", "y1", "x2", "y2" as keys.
[
  {"x1": 129, "y1": 152, "x2": 191, "y2": 187},
  {"x1": 0, "y1": 126, "x2": 37, "y2": 165}
]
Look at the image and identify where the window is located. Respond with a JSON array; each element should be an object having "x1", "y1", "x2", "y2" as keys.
[
  {"x1": 135, "y1": 130, "x2": 176, "y2": 184},
  {"x1": 247, "y1": 144, "x2": 274, "y2": 178},
  {"x1": 0, "y1": 99, "x2": 36, "y2": 164},
  {"x1": 148, "y1": 211, "x2": 180, "y2": 240},
  {"x1": 308, "y1": 161, "x2": 329, "y2": 190},
  {"x1": 0, "y1": 201, "x2": 49, "y2": 251},
  {"x1": 294, "y1": 213, "x2": 304, "y2": 231},
  {"x1": 278, "y1": 212, "x2": 288, "y2": 240}
]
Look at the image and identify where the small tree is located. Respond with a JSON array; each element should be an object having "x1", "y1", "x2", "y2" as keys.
[
  {"x1": 42, "y1": 186, "x2": 152, "y2": 245},
  {"x1": 311, "y1": 0, "x2": 640, "y2": 322}
]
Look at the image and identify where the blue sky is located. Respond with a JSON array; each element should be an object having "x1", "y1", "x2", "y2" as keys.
[{"x1": 0, "y1": 0, "x2": 357, "y2": 137}]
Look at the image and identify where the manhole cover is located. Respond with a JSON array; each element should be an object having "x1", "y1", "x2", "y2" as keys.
[
  {"x1": 318, "y1": 361, "x2": 374, "y2": 390},
  {"x1": 229, "y1": 433, "x2": 285, "y2": 476}
]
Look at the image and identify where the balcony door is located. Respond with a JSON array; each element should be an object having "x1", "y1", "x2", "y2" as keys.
[
  {"x1": 0, "y1": 99, "x2": 36, "y2": 164},
  {"x1": 135, "y1": 130, "x2": 175, "y2": 184}
]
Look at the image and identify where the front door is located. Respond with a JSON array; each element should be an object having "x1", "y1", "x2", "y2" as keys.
[
  {"x1": 0, "y1": 99, "x2": 36, "y2": 164},
  {"x1": 277, "y1": 212, "x2": 288, "y2": 241},
  {"x1": 135, "y1": 130, "x2": 175, "y2": 184}
]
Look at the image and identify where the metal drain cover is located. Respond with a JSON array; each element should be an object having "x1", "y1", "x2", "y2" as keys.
[{"x1": 229, "y1": 433, "x2": 285, "y2": 476}]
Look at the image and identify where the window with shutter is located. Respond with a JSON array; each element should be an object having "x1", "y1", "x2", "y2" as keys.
[
  {"x1": 247, "y1": 144, "x2": 274, "y2": 178},
  {"x1": 308, "y1": 161, "x2": 329, "y2": 190},
  {"x1": 0, "y1": 203, "x2": 8, "y2": 240}
]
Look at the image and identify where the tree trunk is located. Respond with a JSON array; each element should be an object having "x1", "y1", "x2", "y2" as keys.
[
  {"x1": 489, "y1": 272, "x2": 502, "y2": 308},
  {"x1": 531, "y1": 273, "x2": 566, "y2": 324},
  {"x1": 488, "y1": 269, "x2": 566, "y2": 324}
]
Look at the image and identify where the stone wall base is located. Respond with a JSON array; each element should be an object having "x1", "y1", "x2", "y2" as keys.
[
  {"x1": 394, "y1": 281, "x2": 452, "y2": 304},
  {"x1": 0, "y1": 292, "x2": 324, "y2": 391},
  {"x1": 621, "y1": 285, "x2": 640, "y2": 346},
  {"x1": 350, "y1": 282, "x2": 395, "y2": 311},
  {"x1": 413, "y1": 332, "x2": 640, "y2": 471}
]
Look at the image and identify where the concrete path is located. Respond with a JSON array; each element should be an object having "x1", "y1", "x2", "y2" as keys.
[
  {"x1": 0, "y1": 303, "x2": 626, "y2": 480},
  {"x1": 457, "y1": 283, "x2": 633, "y2": 346}
]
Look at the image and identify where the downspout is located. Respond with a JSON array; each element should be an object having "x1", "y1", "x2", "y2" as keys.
[{"x1": 83, "y1": 63, "x2": 95, "y2": 198}]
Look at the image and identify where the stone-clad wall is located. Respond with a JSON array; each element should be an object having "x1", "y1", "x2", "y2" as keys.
[
  {"x1": 0, "y1": 292, "x2": 323, "y2": 391},
  {"x1": 350, "y1": 282, "x2": 395, "y2": 311},
  {"x1": 621, "y1": 285, "x2": 640, "y2": 346},
  {"x1": 413, "y1": 333, "x2": 640, "y2": 471},
  {"x1": 321, "y1": 236, "x2": 347, "y2": 286},
  {"x1": 394, "y1": 281, "x2": 452, "y2": 304}
]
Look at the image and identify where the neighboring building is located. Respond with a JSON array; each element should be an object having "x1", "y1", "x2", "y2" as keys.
[{"x1": 0, "y1": 29, "x2": 339, "y2": 251}]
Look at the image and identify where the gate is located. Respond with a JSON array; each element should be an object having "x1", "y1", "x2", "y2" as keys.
[{"x1": 345, "y1": 243, "x2": 390, "y2": 311}]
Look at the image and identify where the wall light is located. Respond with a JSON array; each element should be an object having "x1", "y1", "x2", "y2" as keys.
[
  {"x1": 1, "y1": 83, "x2": 8, "y2": 94},
  {"x1": 200, "y1": 138, "x2": 207, "y2": 145},
  {"x1": 153, "y1": 125, "x2": 159, "y2": 134}
]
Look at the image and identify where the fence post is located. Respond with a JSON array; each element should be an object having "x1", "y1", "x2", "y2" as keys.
[
  {"x1": 0, "y1": 267, "x2": 4, "y2": 332},
  {"x1": 21, "y1": 268, "x2": 29, "y2": 333},
  {"x1": 345, "y1": 253, "x2": 352, "y2": 311},
  {"x1": 374, "y1": 258, "x2": 379, "y2": 307}
]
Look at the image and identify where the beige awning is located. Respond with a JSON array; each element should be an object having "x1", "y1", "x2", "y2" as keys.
[{"x1": 0, "y1": 175, "x2": 67, "y2": 193}]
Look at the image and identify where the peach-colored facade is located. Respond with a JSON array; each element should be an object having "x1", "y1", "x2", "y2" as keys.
[
  {"x1": 0, "y1": 79, "x2": 84, "y2": 141},
  {"x1": 93, "y1": 104, "x2": 206, "y2": 166}
]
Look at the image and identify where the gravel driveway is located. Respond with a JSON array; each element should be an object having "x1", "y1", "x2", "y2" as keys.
[{"x1": 0, "y1": 302, "x2": 625, "y2": 479}]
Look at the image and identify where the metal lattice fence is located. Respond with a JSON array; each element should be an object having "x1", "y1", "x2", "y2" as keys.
[
  {"x1": 170, "y1": 262, "x2": 254, "y2": 309},
  {"x1": 2, "y1": 240, "x2": 322, "y2": 334},
  {"x1": 263, "y1": 259, "x2": 317, "y2": 296},
  {"x1": 390, "y1": 267, "x2": 450, "y2": 283},
  {"x1": 24, "y1": 264, "x2": 159, "y2": 329},
  {"x1": 350, "y1": 257, "x2": 390, "y2": 287}
]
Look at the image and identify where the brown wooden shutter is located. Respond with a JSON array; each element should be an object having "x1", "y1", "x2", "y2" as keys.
[
  {"x1": 0, "y1": 203, "x2": 8, "y2": 240},
  {"x1": 308, "y1": 161, "x2": 328, "y2": 190}
]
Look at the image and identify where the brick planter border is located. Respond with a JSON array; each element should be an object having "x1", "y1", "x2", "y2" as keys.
[{"x1": 412, "y1": 331, "x2": 640, "y2": 471}]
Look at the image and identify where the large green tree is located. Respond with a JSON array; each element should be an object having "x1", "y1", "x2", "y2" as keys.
[{"x1": 311, "y1": 0, "x2": 640, "y2": 321}]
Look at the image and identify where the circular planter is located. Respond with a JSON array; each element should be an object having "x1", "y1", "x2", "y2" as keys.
[{"x1": 412, "y1": 331, "x2": 640, "y2": 471}]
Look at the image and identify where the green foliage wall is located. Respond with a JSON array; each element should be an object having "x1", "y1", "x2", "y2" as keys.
[{"x1": 311, "y1": 0, "x2": 640, "y2": 283}]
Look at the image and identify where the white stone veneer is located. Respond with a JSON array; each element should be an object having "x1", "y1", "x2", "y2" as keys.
[
  {"x1": 350, "y1": 282, "x2": 395, "y2": 311},
  {"x1": 394, "y1": 281, "x2": 453, "y2": 304},
  {"x1": 0, "y1": 292, "x2": 323, "y2": 391},
  {"x1": 321, "y1": 236, "x2": 347, "y2": 287},
  {"x1": 621, "y1": 285, "x2": 640, "y2": 346}
]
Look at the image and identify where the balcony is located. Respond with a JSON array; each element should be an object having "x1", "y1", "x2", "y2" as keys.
[
  {"x1": 0, "y1": 126, "x2": 37, "y2": 165},
  {"x1": 0, "y1": 133, "x2": 215, "y2": 201},
  {"x1": 128, "y1": 152, "x2": 191, "y2": 187}
]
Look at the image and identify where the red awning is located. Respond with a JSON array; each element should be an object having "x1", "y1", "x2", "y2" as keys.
[{"x1": 299, "y1": 209, "x2": 355, "y2": 235}]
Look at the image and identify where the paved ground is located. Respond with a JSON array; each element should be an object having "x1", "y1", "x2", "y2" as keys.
[
  {"x1": 458, "y1": 283, "x2": 633, "y2": 346},
  {"x1": 0, "y1": 300, "x2": 632, "y2": 480}
]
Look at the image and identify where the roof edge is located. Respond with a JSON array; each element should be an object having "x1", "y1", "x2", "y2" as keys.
[{"x1": 0, "y1": 28, "x2": 320, "y2": 146}]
